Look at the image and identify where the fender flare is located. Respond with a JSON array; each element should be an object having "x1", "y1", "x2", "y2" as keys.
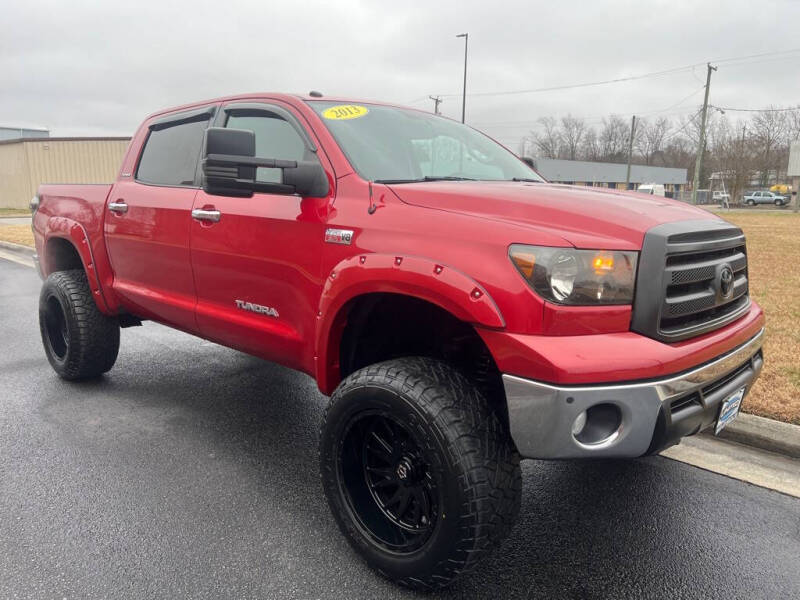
[
  {"x1": 43, "y1": 216, "x2": 113, "y2": 314},
  {"x1": 314, "y1": 253, "x2": 505, "y2": 394}
]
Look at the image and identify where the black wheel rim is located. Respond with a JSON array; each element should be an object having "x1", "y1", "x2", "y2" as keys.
[
  {"x1": 339, "y1": 412, "x2": 438, "y2": 554},
  {"x1": 44, "y1": 295, "x2": 69, "y2": 360}
]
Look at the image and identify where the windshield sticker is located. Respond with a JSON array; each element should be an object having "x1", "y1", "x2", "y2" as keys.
[{"x1": 322, "y1": 105, "x2": 369, "y2": 120}]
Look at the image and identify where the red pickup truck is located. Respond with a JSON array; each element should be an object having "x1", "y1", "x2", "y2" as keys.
[{"x1": 31, "y1": 93, "x2": 764, "y2": 590}]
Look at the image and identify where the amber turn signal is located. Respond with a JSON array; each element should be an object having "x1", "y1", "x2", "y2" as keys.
[
  {"x1": 592, "y1": 253, "x2": 615, "y2": 274},
  {"x1": 510, "y1": 250, "x2": 536, "y2": 279}
]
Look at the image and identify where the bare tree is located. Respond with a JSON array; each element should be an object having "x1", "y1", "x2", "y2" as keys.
[
  {"x1": 751, "y1": 107, "x2": 787, "y2": 186},
  {"x1": 598, "y1": 116, "x2": 629, "y2": 162},
  {"x1": 786, "y1": 107, "x2": 800, "y2": 143},
  {"x1": 580, "y1": 127, "x2": 600, "y2": 161},
  {"x1": 560, "y1": 115, "x2": 586, "y2": 160},
  {"x1": 532, "y1": 116, "x2": 561, "y2": 158},
  {"x1": 636, "y1": 117, "x2": 671, "y2": 165}
]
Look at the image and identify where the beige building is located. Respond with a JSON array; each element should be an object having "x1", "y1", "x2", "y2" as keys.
[
  {"x1": 0, "y1": 137, "x2": 130, "y2": 209},
  {"x1": 789, "y1": 141, "x2": 800, "y2": 208}
]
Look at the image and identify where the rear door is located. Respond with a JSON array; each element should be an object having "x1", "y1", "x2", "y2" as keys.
[
  {"x1": 105, "y1": 106, "x2": 216, "y2": 332},
  {"x1": 190, "y1": 101, "x2": 334, "y2": 373}
]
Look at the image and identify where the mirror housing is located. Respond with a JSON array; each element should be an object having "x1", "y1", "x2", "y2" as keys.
[
  {"x1": 520, "y1": 156, "x2": 535, "y2": 169},
  {"x1": 201, "y1": 127, "x2": 329, "y2": 198}
]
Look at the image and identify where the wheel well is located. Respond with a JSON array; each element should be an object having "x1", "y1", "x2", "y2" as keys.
[
  {"x1": 338, "y1": 293, "x2": 507, "y2": 421},
  {"x1": 45, "y1": 237, "x2": 83, "y2": 275}
]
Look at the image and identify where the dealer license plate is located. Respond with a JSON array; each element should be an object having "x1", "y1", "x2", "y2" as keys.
[{"x1": 715, "y1": 386, "x2": 746, "y2": 435}]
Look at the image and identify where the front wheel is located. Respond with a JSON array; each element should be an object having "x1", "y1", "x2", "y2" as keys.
[
  {"x1": 319, "y1": 358, "x2": 521, "y2": 590},
  {"x1": 775, "y1": 199, "x2": 784, "y2": 206},
  {"x1": 39, "y1": 269, "x2": 120, "y2": 380},
  {"x1": 746, "y1": 199, "x2": 755, "y2": 206}
]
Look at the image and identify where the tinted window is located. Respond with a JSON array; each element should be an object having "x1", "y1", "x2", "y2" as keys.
[
  {"x1": 225, "y1": 113, "x2": 309, "y2": 183},
  {"x1": 136, "y1": 117, "x2": 209, "y2": 186}
]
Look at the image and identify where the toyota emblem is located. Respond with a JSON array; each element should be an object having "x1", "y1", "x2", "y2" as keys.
[{"x1": 719, "y1": 265, "x2": 734, "y2": 298}]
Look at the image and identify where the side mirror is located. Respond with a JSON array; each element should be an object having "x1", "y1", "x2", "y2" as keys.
[
  {"x1": 520, "y1": 156, "x2": 535, "y2": 169},
  {"x1": 201, "y1": 127, "x2": 329, "y2": 198}
]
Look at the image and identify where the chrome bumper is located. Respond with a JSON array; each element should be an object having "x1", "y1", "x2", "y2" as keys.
[{"x1": 503, "y1": 329, "x2": 764, "y2": 459}]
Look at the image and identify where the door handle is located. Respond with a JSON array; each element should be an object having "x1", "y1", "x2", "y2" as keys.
[
  {"x1": 191, "y1": 208, "x2": 221, "y2": 223},
  {"x1": 108, "y1": 201, "x2": 128, "y2": 214}
]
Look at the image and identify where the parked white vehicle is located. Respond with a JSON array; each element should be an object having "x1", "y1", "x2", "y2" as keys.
[
  {"x1": 637, "y1": 183, "x2": 665, "y2": 196},
  {"x1": 743, "y1": 191, "x2": 787, "y2": 206},
  {"x1": 712, "y1": 190, "x2": 731, "y2": 202}
]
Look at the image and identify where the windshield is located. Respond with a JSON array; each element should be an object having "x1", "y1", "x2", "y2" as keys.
[{"x1": 308, "y1": 101, "x2": 543, "y2": 183}]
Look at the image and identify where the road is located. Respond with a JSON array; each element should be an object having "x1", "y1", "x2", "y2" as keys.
[{"x1": 1, "y1": 258, "x2": 799, "y2": 599}]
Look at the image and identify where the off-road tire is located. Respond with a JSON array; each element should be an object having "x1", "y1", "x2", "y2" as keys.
[
  {"x1": 319, "y1": 357, "x2": 521, "y2": 590},
  {"x1": 39, "y1": 269, "x2": 120, "y2": 380}
]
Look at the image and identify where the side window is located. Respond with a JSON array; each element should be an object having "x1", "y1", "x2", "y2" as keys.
[
  {"x1": 225, "y1": 113, "x2": 308, "y2": 183},
  {"x1": 136, "y1": 117, "x2": 209, "y2": 186}
]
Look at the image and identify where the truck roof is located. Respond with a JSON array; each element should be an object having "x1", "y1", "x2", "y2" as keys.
[{"x1": 143, "y1": 93, "x2": 418, "y2": 121}]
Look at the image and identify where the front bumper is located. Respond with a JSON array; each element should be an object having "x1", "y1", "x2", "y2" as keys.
[{"x1": 503, "y1": 328, "x2": 764, "y2": 459}]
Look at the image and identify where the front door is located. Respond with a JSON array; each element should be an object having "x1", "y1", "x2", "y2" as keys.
[
  {"x1": 190, "y1": 101, "x2": 334, "y2": 374},
  {"x1": 105, "y1": 107, "x2": 215, "y2": 333}
]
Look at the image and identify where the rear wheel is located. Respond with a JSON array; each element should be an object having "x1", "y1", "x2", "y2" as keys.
[
  {"x1": 39, "y1": 269, "x2": 120, "y2": 379},
  {"x1": 319, "y1": 358, "x2": 521, "y2": 590}
]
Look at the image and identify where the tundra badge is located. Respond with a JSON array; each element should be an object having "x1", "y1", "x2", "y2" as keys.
[
  {"x1": 235, "y1": 299, "x2": 279, "y2": 318},
  {"x1": 325, "y1": 228, "x2": 353, "y2": 245}
]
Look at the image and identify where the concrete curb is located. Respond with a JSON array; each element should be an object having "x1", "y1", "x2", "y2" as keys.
[
  {"x1": 0, "y1": 240, "x2": 35, "y2": 257},
  {"x1": 702, "y1": 413, "x2": 800, "y2": 459}
]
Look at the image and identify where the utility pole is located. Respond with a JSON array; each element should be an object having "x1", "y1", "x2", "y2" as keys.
[
  {"x1": 456, "y1": 33, "x2": 468, "y2": 123},
  {"x1": 692, "y1": 63, "x2": 717, "y2": 204},
  {"x1": 428, "y1": 95, "x2": 442, "y2": 115},
  {"x1": 625, "y1": 115, "x2": 637, "y2": 188}
]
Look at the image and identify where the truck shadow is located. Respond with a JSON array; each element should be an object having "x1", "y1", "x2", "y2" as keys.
[{"x1": 51, "y1": 338, "x2": 783, "y2": 599}]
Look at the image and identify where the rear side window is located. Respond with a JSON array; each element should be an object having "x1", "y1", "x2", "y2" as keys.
[{"x1": 136, "y1": 116, "x2": 209, "y2": 186}]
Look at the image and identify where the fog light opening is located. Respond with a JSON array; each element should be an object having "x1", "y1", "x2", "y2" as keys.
[
  {"x1": 571, "y1": 411, "x2": 587, "y2": 436},
  {"x1": 573, "y1": 403, "x2": 622, "y2": 446}
]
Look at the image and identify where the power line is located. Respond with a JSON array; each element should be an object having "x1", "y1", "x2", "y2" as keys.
[
  {"x1": 436, "y1": 63, "x2": 703, "y2": 99},
  {"x1": 711, "y1": 105, "x2": 800, "y2": 113},
  {"x1": 412, "y1": 47, "x2": 800, "y2": 102},
  {"x1": 712, "y1": 47, "x2": 800, "y2": 65},
  {"x1": 470, "y1": 86, "x2": 706, "y2": 129},
  {"x1": 661, "y1": 107, "x2": 704, "y2": 142}
]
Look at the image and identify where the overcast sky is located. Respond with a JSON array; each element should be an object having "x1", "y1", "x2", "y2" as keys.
[{"x1": 3, "y1": 0, "x2": 799, "y2": 150}]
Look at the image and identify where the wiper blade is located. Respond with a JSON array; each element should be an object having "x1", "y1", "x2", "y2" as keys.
[
  {"x1": 511, "y1": 177, "x2": 542, "y2": 183},
  {"x1": 374, "y1": 176, "x2": 477, "y2": 184},
  {"x1": 422, "y1": 176, "x2": 476, "y2": 181}
]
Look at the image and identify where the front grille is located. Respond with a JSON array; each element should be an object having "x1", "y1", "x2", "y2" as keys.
[{"x1": 632, "y1": 220, "x2": 751, "y2": 343}]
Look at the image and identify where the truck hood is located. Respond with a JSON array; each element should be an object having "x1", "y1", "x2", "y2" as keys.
[{"x1": 387, "y1": 181, "x2": 718, "y2": 249}]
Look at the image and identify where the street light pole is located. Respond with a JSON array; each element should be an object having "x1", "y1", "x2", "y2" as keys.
[{"x1": 456, "y1": 33, "x2": 468, "y2": 123}]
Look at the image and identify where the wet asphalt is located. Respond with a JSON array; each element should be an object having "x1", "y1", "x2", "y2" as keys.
[{"x1": 1, "y1": 258, "x2": 799, "y2": 599}]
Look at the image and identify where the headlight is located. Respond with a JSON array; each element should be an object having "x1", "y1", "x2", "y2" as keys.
[{"x1": 509, "y1": 245, "x2": 637, "y2": 305}]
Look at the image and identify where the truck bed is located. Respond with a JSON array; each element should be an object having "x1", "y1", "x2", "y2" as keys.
[{"x1": 32, "y1": 183, "x2": 115, "y2": 309}]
